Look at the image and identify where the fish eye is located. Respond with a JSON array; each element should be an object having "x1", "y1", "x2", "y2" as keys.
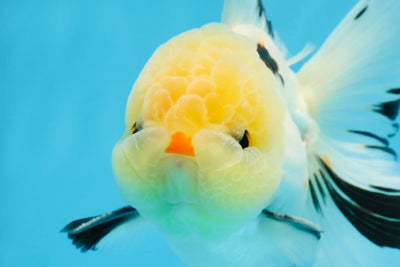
[
  {"x1": 239, "y1": 130, "x2": 251, "y2": 149},
  {"x1": 130, "y1": 122, "x2": 141, "y2": 134}
]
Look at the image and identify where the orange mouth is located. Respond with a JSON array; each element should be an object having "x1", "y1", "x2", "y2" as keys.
[{"x1": 165, "y1": 131, "x2": 195, "y2": 157}]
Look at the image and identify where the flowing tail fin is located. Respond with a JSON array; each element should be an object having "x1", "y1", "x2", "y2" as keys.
[{"x1": 297, "y1": 0, "x2": 400, "y2": 264}]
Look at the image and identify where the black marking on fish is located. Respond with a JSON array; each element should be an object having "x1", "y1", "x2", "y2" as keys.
[
  {"x1": 388, "y1": 88, "x2": 400, "y2": 95},
  {"x1": 256, "y1": 43, "x2": 285, "y2": 85},
  {"x1": 347, "y1": 129, "x2": 398, "y2": 160},
  {"x1": 373, "y1": 99, "x2": 400, "y2": 121},
  {"x1": 262, "y1": 209, "x2": 323, "y2": 239},
  {"x1": 61, "y1": 206, "x2": 139, "y2": 252},
  {"x1": 371, "y1": 185, "x2": 400, "y2": 193},
  {"x1": 319, "y1": 158, "x2": 400, "y2": 219},
  {"x1": 309, "y1": 179, "x2": 322, "y2": 213},
  {"x1": 388, "y1": 123, "x2": 399, "y2": 138},
  {"x1": 257, "y1": 43, "x2": 278, "y2": 73},
  {"x1": 257, "y1": 0, "x2": 274, "y2": 38},
  {"x1": 348, "y1": 130, "x2": 389, "y2": 146},
  {"x1": 365, "y1": 145, "x2": 398, "y2": 160},
  {"x1": 314, "y1": 172, "x2": 327, "y2": 205},
  {"x1": 354, "y1": 5, "x2": 368, "y2": 20},
  {"x1": 308, "y1": 167, "x2": 330, "y2": 215},
  {"x1": 314, "y1": 157, "x2": 400, "y2": 248}
]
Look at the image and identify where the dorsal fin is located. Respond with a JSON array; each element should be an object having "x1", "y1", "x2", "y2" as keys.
[{"x1": 221, "y1": 0, "x2": 274, "y2": 39}]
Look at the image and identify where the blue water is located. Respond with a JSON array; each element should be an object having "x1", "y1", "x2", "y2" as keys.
[{"x1": 1, "y1": 0, "x2": 398, "y2": 266}]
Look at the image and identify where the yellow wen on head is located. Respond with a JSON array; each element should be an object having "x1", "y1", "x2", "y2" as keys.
[
  {"x1": 125, "y1": 23, "x2": 283, "y2": 152},
  {"x1": 112, "y1": 23, "x2": 286, "y2": 237}
]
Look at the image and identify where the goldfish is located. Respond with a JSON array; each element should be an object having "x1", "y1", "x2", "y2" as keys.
[{"x1": 62, "y1": 0, "x2": 400, "y2": 265}]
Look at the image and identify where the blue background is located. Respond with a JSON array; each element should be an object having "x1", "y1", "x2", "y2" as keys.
[{"x1": 1, "y1": 0, "x2": 398, "y2": 266}]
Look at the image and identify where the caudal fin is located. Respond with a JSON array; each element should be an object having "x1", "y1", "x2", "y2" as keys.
[{"x1": 297, "y1": 0, "x2": 400, "y2": 264}]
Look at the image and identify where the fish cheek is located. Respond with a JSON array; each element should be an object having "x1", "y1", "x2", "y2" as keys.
[
  {"x1": 198, "y1": 146, "x2": 282, "y2": 220},
  {"x1": 112, "y1": 127, "x2": 170, "y2": 211}
]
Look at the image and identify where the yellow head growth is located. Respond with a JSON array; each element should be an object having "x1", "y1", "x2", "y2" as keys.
[
  {"x1": 125, "y1": 23, "x2": 283, "y2": 152},
  {"x1": 113, "y1": 23, "x2": 286, "y2": 237}
]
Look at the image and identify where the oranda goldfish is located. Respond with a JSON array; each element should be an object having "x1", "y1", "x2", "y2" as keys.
[{"x1": 62, "y1": 0, "x2": 400, "y2": 265}]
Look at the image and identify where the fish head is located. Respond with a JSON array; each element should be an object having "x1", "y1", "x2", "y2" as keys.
[{"x1": 112, "y1": 23, "x2": 286, "y2": 238}]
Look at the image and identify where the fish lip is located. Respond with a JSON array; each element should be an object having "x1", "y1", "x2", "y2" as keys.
[{"x1": 161, "y1": 153, "x2": 197, "y2": 161}]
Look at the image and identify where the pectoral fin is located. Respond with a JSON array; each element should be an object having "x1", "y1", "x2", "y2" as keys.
[
  {"x1": 61, "y1": 206, "x2": 139, "y2": 252},
  {"x1": 262, "y1": 209, "x2": 323, "y2": 239}
]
